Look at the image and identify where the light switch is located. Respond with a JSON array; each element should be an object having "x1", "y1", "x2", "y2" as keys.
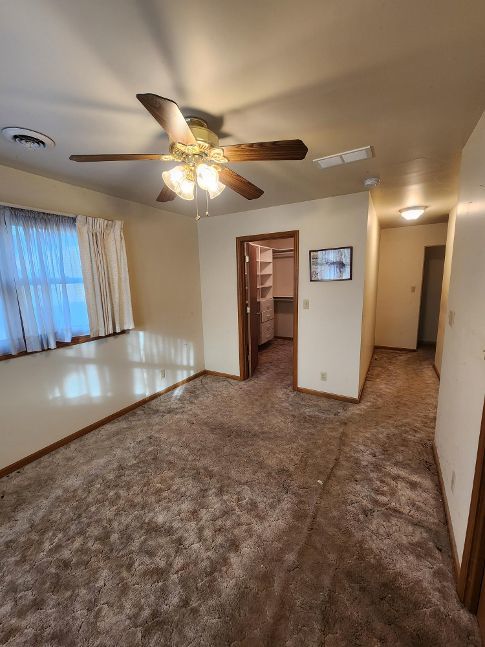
[
  {"x1": 411, "y1": 285, "x2": 416, "y2": 293},
  {"x1": 448, "y1": 310, "x2": 455, "y2": 327},
  {"x1": 303, "y1": 299, "x2": 309, "y2": 310}
]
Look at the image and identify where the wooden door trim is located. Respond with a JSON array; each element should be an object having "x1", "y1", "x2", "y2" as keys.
[
  {"x1": 236, "y1": 230, "x2": 299, "y2": 389},
  {"x1": 458, "y1": 398, "x2": 485, "y2": 610}
]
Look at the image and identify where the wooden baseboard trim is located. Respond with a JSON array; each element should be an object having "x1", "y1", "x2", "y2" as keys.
[
  {"x1": 432, "y1": 441, "x2": 460, "y2": 581},
  {"x1": 274, "y1": 335, "x2": 293, "y2": 340},
  {"x1": 375, "y1": 345, "x2": 417, "y2": 352},
  {"x1": 0, "y1": 370, "x2": 205, "y2": 480},
  {"x1": 296, "y1": 386, "x2": 359, "y2": 403},
  {"x1": 433, "y1": 363, "x2": 440, "y2": 380},
  {"x1": 204, "y1": 370, "x2": 242, "y2": 380}
]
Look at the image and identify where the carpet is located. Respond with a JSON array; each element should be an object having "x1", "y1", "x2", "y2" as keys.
[{"x1": 0, "y1": 340, "x2": 479, "y2": 646}]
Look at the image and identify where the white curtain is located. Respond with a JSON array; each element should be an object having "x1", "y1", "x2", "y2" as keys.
[
  {"x1": 0, "y1": 207, "x2": 90, "y2": 353},
  {"x1": 76, "y1": 215, "x2": 134, "y2": 337}
]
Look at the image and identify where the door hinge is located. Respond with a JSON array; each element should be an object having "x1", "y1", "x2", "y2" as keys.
[
  {"x1": 245, "y1": 255, "x2": 250, "y2": 263},
  {"x1": 246, "y1": 306, "x2": 250, "y2": 314}
]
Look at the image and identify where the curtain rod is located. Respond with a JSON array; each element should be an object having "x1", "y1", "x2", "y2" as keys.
[{"x1": 0, "y1": 201, "x2": 77, "y2": 219}]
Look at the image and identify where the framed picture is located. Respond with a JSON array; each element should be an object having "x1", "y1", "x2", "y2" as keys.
[{"x1": 309, "y1": 246, "x2": 353, "y2": 281}]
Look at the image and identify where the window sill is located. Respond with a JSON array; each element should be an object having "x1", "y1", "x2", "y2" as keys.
[{"x1": 0, "y1": 330, "x2": 129, "y2": 362}]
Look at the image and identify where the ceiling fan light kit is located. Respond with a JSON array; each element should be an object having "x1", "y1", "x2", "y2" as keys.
[{"x1": 69, "y1": 93, "x2": 308, "y2": 219}]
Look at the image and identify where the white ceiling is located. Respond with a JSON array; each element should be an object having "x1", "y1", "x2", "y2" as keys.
[{"x1": 1, "y1": 0, "x2": 485, "y2": 227}]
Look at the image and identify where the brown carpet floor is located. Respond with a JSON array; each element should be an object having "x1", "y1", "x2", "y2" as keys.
[{"x1": 0, "y1": 340, "x2": 479, "y2": 646}]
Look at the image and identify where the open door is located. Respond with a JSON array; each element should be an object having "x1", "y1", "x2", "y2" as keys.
[
  {"x1": 458, "y1": 399, "x2": 485, "y2": 642},
  {"x1": 246, "y1": 243, "x2": 259, "y2": 376}
]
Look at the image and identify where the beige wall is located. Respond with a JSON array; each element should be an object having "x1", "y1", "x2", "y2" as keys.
[
  {"x1": 435, "y1": 207, "x2": 457, "y2": 374},
  {"x1": 0, "y1": 164, "x2": 204, "y2": 470},
  {"x1": 435, "y1": 112, "x2": 485, "y2": 563},
  {"x1": 359, "y1": 196, "x2": 380, "y2": 390},
  {"x1": 375, "y1": 222, "x2": 448, "y2": 349},
  {"x1": 198, "y1": 192, "x2": 371, "y2": 399}
]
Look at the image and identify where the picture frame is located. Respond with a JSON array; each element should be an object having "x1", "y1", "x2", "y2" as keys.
[{"x1": 309, "y1": 246, "x2": 353, "y2": 282}]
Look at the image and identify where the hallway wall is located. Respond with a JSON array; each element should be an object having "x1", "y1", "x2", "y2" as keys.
[
  {"x1": 359, "y1": 196, "x2": 380, "y2": 390},
  {"x1": 435, "y1": 207, "x2": 457, "y2": 375},
  {"x1": 375, "y1": 222, "x2": 448, "y2": 349},
  {"x1": 435, "y1": 111, "x2": 485, "y2": 563},
  {"x1": 198, "y1": 193, "x2": 371, "y2": 400}
]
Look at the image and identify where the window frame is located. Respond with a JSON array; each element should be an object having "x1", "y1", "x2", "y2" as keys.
[{"x1": 0, "y1": 330, "x2": 128, "y2": 362}]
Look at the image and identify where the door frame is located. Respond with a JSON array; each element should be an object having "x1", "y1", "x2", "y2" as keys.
[
  {"x1": 458, "y1": 398, "x2": 485, "y2": 611},
  {"x1": 236, "y1": 230, "x2": 299, "y2": 388}
]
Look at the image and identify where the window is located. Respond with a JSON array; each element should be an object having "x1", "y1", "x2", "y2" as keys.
[{"x1": 0, "y1": 207, "x2": 90, "y2": 356}]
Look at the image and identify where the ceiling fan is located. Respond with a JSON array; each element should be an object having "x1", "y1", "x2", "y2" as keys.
[{"x1": 70, "y1": 93, "x2": 308, "y2": 215}]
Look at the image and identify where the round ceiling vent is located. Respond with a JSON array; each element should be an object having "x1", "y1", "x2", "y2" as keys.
[{"x1": 1, "y1": 127, "x2": 55, "y2": 150}]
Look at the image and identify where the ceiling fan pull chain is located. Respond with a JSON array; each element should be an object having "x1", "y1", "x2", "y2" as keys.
[
  {"x1": 195, "y1": 181, "x2": 200, "y2": 221},
  {"x1": 205, "y1": 189, "x2": 209, "y2": 218}
]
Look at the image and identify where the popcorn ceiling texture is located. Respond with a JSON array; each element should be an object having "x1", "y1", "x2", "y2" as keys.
[{"x1": 0, "y1": 341, "x2": 479, "y2": 646}]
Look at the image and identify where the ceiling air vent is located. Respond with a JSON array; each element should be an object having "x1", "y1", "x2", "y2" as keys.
[
  {"x1": 1, "y1": 127, "x2": 55, "y2": 150},
  {"x1": 313, "y1": 145, "x2": 374, "y2": 169}
]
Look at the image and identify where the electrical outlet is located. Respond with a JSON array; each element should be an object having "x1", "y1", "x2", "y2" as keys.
[
  {"x1": 320, "y1": 371, "x2": 327, "y2": 381},
  {"x1": 160, "y1": 369, "x2": 166, "y2": 379},
  {"x1": 303, "y1": 299, "x2": 310, "y2": 310},
  {"x1": 451, "y1": 470, "x2": 456, "y2": 493}
]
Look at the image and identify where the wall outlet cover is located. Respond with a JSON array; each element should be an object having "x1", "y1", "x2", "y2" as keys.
[
  {"x1": 160, "y1": 369, "x2": 166, "y2": 379},
  {"x1": 320, "y1": 371, "x2": 327, "y2": 381}
]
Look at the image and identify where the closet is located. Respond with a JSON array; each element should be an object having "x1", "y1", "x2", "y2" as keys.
[{"x1": 250, "y1": 238, "x2": 294, "y2": 345}]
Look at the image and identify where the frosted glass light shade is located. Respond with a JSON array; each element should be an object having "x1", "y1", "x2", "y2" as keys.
[
  {"x1": 399, "y1": 206, "x2": 426, "y2": 221},
  {"x1": 196, "y1": 163, "x2": 225, "y2": 199},
  {"x1": 162, "y1": 165, "x2": 195, "y2": 200}
]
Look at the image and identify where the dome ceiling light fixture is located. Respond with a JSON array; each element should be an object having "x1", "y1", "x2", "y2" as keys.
[
  {"x1": 399, "y1": 206, "x2": 427, "y2": 221},
  {"x1": 2, "y1": 127, "x2": 55, "y2": 150},
  {"x1": 69, "y1": 93, "x2": 308, "y2": 220}
]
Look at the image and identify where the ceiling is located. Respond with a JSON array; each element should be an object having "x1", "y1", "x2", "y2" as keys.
[{"x1": 1, "y1": 0, "x2": 485, "y2": 227}]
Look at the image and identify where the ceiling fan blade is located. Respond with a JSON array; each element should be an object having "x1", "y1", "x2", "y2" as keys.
[
  {"x1": 219, "y1": 168, "x2": 263, "y2": 200},
  {"x1": 69, "y1": 154, "x2": 164, "y2": 162},
  {"x1": 223, "y1": 139, "x2": 308, "y2": 162},
  {"x1": 156, "y1": 185, "x2": 176, "y2": 202},
  {"x1": 136, "y1": 93, "x2": 196, "y2": 145}
]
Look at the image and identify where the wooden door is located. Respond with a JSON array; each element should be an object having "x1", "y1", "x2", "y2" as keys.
[
  {"x1": 246, "y1": 243, "x2": 259, "y2": 376},
  {"x1": 477, "y1": 575, "x2": 485, "y2": 642}
]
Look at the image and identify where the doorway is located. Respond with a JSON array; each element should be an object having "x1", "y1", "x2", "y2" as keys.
[
  {"x1": 236, "y1": 230, "x2": 299, "y2": 388},
  {"x1": 458, "y1": 400, "x2": 485, "y2": 642},
  {"x1": 418, "y1": 245, "x2": 446, "y2": 346}
]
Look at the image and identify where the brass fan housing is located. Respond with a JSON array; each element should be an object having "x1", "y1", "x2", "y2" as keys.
[
  {"x1": 186, "y1": 117, "x2": 219, "y2": 148},
  {"x1": 168, "y1": 117, "x2": 227, "y2": 164}
]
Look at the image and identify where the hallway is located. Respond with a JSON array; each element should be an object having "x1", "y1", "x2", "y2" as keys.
[{"x1": 0, "y1": 341, "x2": 479, "y2": 646}]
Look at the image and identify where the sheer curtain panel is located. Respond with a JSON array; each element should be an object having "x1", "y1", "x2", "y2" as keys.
[
  {"x1": 0, "y1": 207, "x2": 90, "y2": 353},
  {"x1": 76, "y1": 216, "x2": 134, "y2": 337}
]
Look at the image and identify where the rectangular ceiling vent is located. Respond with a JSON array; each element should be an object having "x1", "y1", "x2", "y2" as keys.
[{"x1": 313, "y1": 145, "x2": 374, "y2": 170}]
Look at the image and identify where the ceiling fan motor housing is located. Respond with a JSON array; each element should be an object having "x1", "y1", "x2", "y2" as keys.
[{"x1": 186, "y1": 117, "x2": 219, "y2": 148}]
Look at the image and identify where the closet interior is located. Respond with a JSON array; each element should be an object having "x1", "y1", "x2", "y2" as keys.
[{"x1": 245, "y1": 236, "x2": 294, "y2": 361}]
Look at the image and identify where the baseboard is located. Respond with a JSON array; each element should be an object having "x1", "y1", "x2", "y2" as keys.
[
  {"x1": 204, "y1": 370, "x2": 242, "y2": 380},
  {"x1": 433, "y1": 363, "x2": 440, "y2": 380},
  {"x1": 296, "y1": 386, "x2": 359, "y2": 403},
  {"x1": 0, "y1": 370, "x2": 205, "y2": 480},
  {"x1": 432, "y1": 441, "x2": 460, "y2": 581},
  {"x1": 375, "y1": 345, "x2": 417, "y2": 352},
  {"x1": 274, "y1": 335, "x2": 293, "y2": 340}
]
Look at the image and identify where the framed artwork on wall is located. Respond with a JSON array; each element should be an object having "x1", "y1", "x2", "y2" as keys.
[{"x1": 309, "y1": 246, "x2": 353, "y2": 281}]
